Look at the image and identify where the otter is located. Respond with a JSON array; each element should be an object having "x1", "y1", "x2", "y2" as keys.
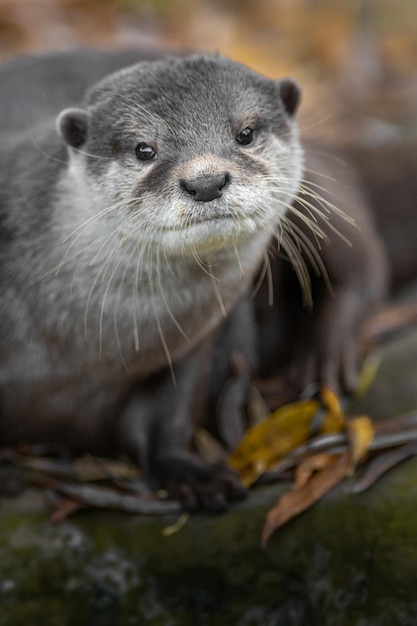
[{"x1": 0, "y1": 49, "x2": 388, "y2": 509}]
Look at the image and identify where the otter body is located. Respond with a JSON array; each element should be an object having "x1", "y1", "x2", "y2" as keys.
[
  {"x1": 0, "y1": 50, "x2": 306, "y2": 504},
  {"x1": 0, "y1": 49, "x2": 388, "y2": 507}
]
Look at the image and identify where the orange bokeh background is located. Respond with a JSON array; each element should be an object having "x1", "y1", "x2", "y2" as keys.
[{"x1": 0, "y1": 0, "x2": 416, "y2": 140}]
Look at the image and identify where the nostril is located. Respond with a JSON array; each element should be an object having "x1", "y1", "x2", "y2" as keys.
[
  {"x1": 219, "y1": 173, "x2": 230, "y2": 192},
  {"x1": 180, "y1": 179, "x2": 195, "y2": 196}
]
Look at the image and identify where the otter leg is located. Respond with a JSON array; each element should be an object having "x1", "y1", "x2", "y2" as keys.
[
  {"x1": 279, "y1": 149, "x2": 388, "y2": 399},
  {"x1": 116, "y1": 345, "x2": 246, "y2": 512},
  {"x1": 281, "y1": 279, "x2": 379, "y2": 397},
  {"x1": 255, "y1": 149, "x2": 388, "y2": 403}
]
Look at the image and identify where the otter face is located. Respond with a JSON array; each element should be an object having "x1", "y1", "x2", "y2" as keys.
[{"x1": 57, "y1": 55, "x2": 303, "y2": 256}]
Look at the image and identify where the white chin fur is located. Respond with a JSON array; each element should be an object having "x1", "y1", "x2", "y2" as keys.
[
  {"x1": 120, "y1": 186, "x2": 291, "y2": 255},
  {"x1": 153, "y1": 215, "x2": 262, "y2": 255}
]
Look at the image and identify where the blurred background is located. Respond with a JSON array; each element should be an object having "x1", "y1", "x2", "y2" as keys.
[{"x1": 0, "y1": 0, "x2": 416, "y2": 142}]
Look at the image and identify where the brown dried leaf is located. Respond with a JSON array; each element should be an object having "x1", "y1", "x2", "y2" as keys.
[
  {"x1": 293, "y1": 454, "x2": 336, "y2": 490},
  {"x1": 194, "y1": 428, "x2": 228, "y2": 464},
  {"x1": 50, "y1": 498, "x2": 85, "y2": 524},
  {"x1": 261, "y1": 452, "x2": 351, "y2": 546},
  {"x1": 73, "y1": 455, "x2": 141, "y2": 483}
]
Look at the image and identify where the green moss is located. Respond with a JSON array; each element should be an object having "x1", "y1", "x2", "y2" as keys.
[
  {"x1": 0, "y1": 489, "x2": 296, "y2": 625},
  {"x1": 2, "y1": 465, "x2": 417, "y2": 625}
]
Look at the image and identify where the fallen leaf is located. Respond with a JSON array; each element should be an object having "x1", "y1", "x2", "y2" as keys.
[
  {"x1": 194, "y1": 428, "x2": 228, "y2": 464},
  {"x1": 229, "y1": 398, "x2": 321, "y2": 486},
  {"x1": 319, "y1": 387, "x2": 346, "y2": 434},
  {"x1": 50, "y1": 498, "x2": 85, "y2": 524},
  {"x1": 261, "y1": 452, "x2": 351, "y2": 546},
  {"x1": 260, "y1": 404, "x2": 375, "y2": 543},
  {"x1": 73, "y1": 455, "x2": 141, "y2": 483},
  {"x1": 346, "y1": 416, "x2": 374, "y2": 473},
  {"x1": 229, "y1": 388, "x2": 347, "y2": 487},
  {"x1": 11, "y1": 454, "x2": 75, "y2": 479},
  {"x1": 162, "y1": 512, "x2": 191, "y2": 537},
  {"x1": 246, "y1": 385, "x2": 271, "y2": 427},
  {"x1": 293, "y1": 453, "x2": 336, "y2": 490},
  {"x1": 354, "y1": 350, "x2": 383, "y2": 399}
]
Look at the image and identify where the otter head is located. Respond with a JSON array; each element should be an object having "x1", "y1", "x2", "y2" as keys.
[{"x1": 57, "y1": 54, "x2": 303, "y2": 257}]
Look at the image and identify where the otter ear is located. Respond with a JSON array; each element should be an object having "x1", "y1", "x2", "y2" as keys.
[
  {"x1": 276, "y1": 78, "x2": 302, "y2": 116},
  {"x1": 57, "y1": 107, "x2": 89, "y2": 149}
]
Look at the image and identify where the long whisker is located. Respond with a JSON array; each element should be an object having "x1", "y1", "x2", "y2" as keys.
[
  {"x1": 156, "y1": 248, "x2": 189, "y2": 341},
  {"x1": 28, "y1": 126, "x2": 67, "y2": 165},
  {"x1": 252, "y1": 252, "x2": 270, "y2": 299},
  {"x1": 98, "y1": 234, "x2": 129, "y2": 358},
  {"x1": 148, "y1": 244, "x2": 177, "y2": 385},
  {"x1": 280, "y1": 219, "x2": 334, "y2": 297},
  {"x1": 83, "y1": 227, "x2": 128, "y2": 339},
  {"x1": 61, "y1": 198, "x2": 138, "y2": 244},
  {"x1": 279, "y1": 225, "x2": 313, "y2": 307},
  {"x1": 233, "y1": 243, "x2": 244, "y2": 277}
]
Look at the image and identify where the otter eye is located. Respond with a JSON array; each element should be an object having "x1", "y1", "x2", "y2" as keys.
[
  {"x1": 236, "y1": 127, "x2": 254, "y2": 146},
  {"x1": 135, "y1": 142, "x2": 157, "y2": 161}
]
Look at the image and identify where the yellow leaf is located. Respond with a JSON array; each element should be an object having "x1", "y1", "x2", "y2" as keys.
[
  {"x1": 346, "y1": 416, "x2": 374, "y2": 474},
  {"x1": 228, "y1": 387, "x2": 350, "y2": 487},
  {"x1": 319, "y1": 387, "x2": 346, "y2": 433},
  {"x1": 354, "y1": 351, "x2": 382, "y2": 399},
  {"x1": 229, "y1": 398, "x2": 320, "y2": 487}
]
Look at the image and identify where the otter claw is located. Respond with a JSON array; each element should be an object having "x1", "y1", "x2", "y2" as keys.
[{"x1": 152, "y1": 458, "x2": 247, "y2": 512}]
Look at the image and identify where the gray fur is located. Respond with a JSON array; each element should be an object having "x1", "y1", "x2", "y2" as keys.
[{"x1": 0, "y1": 50, "x2": 302, "y2": 456}]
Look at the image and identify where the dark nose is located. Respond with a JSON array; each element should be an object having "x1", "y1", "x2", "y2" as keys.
[{"x1": 180, "y1": 173, "x2": 230, "y2": 202}]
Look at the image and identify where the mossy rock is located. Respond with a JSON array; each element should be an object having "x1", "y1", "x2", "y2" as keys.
[
  {"x1": 1, "y1": 327, "x2": 417, "y2": 625},
  {"x1": 2, "y1": 461, "x2": 417, "y2": 626},
  {"x1": 0, "y1": 486, "x2": 291, "y2": 626}
]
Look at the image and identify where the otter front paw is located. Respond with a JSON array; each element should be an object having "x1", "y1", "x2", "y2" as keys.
[{"x1": 151, "y1": 456, "x2": 247, "y2": 512}]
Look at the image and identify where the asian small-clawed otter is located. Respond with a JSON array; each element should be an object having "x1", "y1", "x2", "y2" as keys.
[{"x1": 0, "y1": 49, "x2": 392, "y2": 510}]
